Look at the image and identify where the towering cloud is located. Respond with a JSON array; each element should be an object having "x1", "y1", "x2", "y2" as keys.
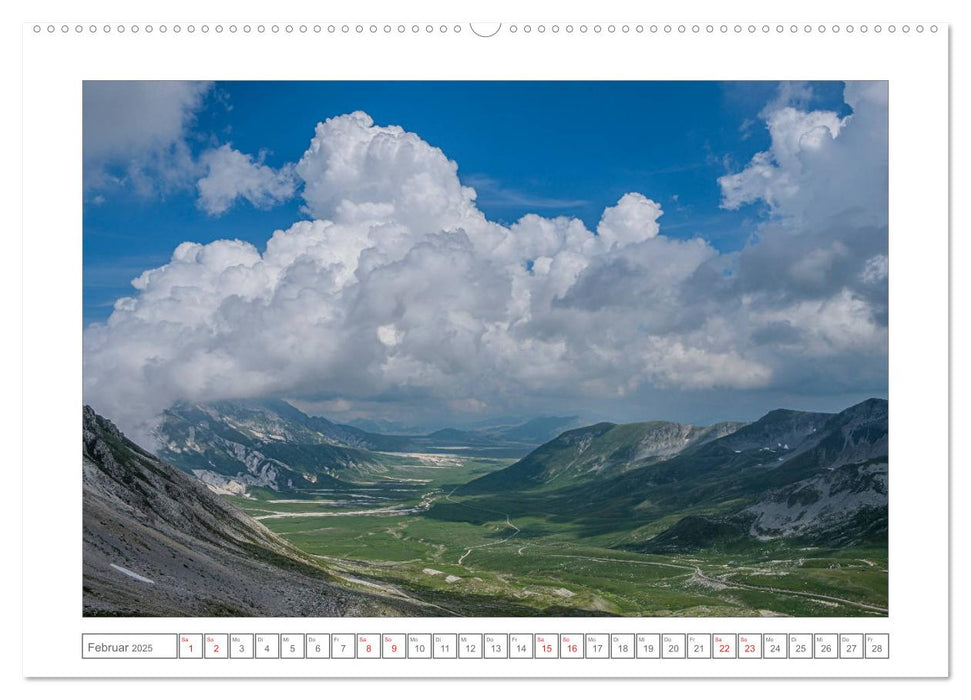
[{"x1": 83, "y1": 84, "x2": 888, "y2": 443}]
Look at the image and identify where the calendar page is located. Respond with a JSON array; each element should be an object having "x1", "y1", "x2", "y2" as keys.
[{"x1": 18, "y1": 0, "x2": 950, "y2": 681}]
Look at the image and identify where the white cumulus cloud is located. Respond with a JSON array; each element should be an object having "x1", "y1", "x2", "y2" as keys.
[
  {"x1": 597, "y1": 193, "x2": 662, "y2": 249},
  {"x1": 84, "y1": 84, "x2": 888, "y2": 441},
  {"x1": 197, "y1": 145, "x2": 297, "y2": 215}
]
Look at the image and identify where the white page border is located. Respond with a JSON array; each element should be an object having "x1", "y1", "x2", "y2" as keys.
[{"x1": 21, "y1": 17, "x2": 948, "y2": 679}]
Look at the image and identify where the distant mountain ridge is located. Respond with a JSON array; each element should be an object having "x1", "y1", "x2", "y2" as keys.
[
  {"x1": 424, "y1": 416, "x2": 584, "y2": 447},
  {"x1": 453, "y1": 398, "x2": 888, "y2": 551},
  {"x1": 152, "y1": 396, "x2": 887, "y2": 552},
  {"x1": 155, "y1": 399, "x2": 582, "y2": 491},
  {"x1": 460, "y1": 419, "x2": 745, "y2": 492}
]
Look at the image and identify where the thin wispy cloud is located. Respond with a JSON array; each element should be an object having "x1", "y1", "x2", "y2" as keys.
[{"x1": 462, "y1": 175, "x2": 588, "y2": 209}]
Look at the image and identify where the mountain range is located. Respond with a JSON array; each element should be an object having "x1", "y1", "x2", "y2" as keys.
[
  {"x1": 450, "y1": 398, "x2": 888, "y2": 551},
  {"x1": 153, "y1": 396, "x2": 888, "y2": 552},
  {"x1": 82, "y1": 406, "x2": 426, "y2": 616},
  {"x1": 154, "y1": 399, "x2": 580, "y2": 492},
  {"x1": 84, "y1": 396, "x2": 888, "y2": 616}
]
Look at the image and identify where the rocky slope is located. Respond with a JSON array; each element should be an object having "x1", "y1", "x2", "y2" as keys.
[
  {"x1": 83, "y1": 406, "x2": 427, "y2": 617},
  {"x1": 745, "y1": 459, "x2": 888, "y2": 539},
  {"x1": 154, "y1": 400, "x2": 404, "y2": 491}
]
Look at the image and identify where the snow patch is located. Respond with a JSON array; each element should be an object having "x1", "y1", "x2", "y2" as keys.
[{"x1": 110, "y1": 563, "x2": 155, "y2": 584}]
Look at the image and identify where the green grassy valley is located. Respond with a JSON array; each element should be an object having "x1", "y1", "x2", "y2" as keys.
[
  {"x1": 223, "y1": 448, "x2": 887, "y2": 617},
  {"x1": 147, "y1": 397, "x2": 889, "y2": 617}
]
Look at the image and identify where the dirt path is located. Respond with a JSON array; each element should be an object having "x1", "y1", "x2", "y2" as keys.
[
  {"x1": 254, "y1": 489, "x2": 442, "y2": 520},
  {"x1": 546, "y1": 552, "x2": 698, "y2": 572},
  {"x1": 693, "y1": 567, "x2": 888, "y2": 614},
  {"x1": 543, "y1": 552, "x2": 887, "y2": 614},
  {"x1": 254, "y1": 506, "x2": 419, "y2": 520},
  {"x1": 445, "y1": 488, "x2": 521, "y2": 566}
]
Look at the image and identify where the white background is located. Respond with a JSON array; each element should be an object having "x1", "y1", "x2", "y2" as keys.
[{"x1": 6, "y1": 0, "x2": 967, "y2": 696}]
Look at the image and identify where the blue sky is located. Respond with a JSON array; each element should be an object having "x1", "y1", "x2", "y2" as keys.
[
  {"x1": 83, "y1": 81, "x2": 852, "y2": 324},
  {"x1": 82, "y1": 80, "x2": 886, "y2": 436}
]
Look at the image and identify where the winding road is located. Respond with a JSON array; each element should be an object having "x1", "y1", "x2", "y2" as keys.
[
  {"x1": 445, "y1": 487, "x2": 521, "y2": 566},
  {"x1": 691, "y1": 566, "x2": 888, "y2": 614},
  {"x1": 542, "y1": 552, "x2": 887, "y2": 614}
]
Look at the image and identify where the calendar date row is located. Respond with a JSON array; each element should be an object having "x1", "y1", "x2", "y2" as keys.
[{"x1": 82, "y1": 632, "x2": 889, "y2": 660}]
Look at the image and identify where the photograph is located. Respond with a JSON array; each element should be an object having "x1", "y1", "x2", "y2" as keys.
[{"x1": 81, "y1": 80, "x2": 889, "y2": 618}]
